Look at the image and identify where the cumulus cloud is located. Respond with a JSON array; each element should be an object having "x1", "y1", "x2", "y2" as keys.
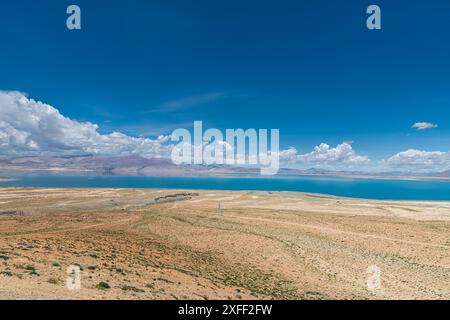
[
  {"x1": 4, "y1": 91, "x2": 449, "y2": 173},
  {"x1": 412, "y1": 122, "x2": 438, "y2": 130},
  {"x1": 279, "y1": 147, "x2": 299, "y2": 162},
  {"x1": 298, "y1": 143, "x2": 370, "y2": 164},
  {"x1": 279, "y1": 143, "x2": 370, "y2": 167},
  {"x1": 0, "y1": 91, "x2": 368, "y2": 170},
  {"x1": 0, "y1": 91, "x2": 171, "y2": 157},
  {"x1": 385, "y1": 149, "x2": 450, "y2": 170}
]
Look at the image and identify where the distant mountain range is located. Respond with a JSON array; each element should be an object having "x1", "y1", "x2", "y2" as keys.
[
  {"x1": 277, "y1": 167, "x2": 450, "y2": 181},
  {"x1": 0, "y1": 155, "x2": 449, "y2": 181},
  {"x1": 0, "y1": 155, "x2": 259, "y2": 177}
]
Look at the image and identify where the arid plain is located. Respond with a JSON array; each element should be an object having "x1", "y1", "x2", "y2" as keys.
[{"x1": 0, "y1": 187, "x2": 449, "y2": 300}]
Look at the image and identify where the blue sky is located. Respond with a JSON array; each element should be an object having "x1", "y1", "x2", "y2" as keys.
[{"x1": 0, "y1": 0, "x2": 449, "y2": 170}]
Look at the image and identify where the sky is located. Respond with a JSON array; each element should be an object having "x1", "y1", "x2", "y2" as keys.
[{"x1": 0, "y1": 0, "x2": 450, "y2": 172}]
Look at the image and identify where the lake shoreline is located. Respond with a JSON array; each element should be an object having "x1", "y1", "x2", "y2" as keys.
[
  {"x1": 2, "y1": 167, "x2": 450, "y2": 182},
  {"x1": 1, "y1": 186, "x2": 450, "y2": 204},
  {"x1": 1, "y1": 173, "x2": 450, "y2": 201}
]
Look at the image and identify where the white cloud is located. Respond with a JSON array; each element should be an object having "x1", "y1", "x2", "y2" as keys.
[
  {"x1": 0, "y1": 91, "x2": 171, "y2": 158},
  {"x1": 279, "y1": 143, "x2": 370, "y2": 167},
  {"x1": 412, "y1": 122, "x2": 438, "y2": 130},
  {"x1": 0, "y1": 92, "x2": 370, "y2": 170},
  {"x1": 298, "y1": 143, "x2": 370, "y2": 164},
  {"x1": 385, "y1": 149, "x2": 450, "y2": 170},
  {"x1": 3, "y1": 91, "x2": 449, "y2": 173},
  {"x1": 279, "y1": 147, "x2": 299, "y2": 162}
]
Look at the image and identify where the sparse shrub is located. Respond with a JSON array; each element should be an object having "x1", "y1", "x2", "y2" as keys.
[
  {"x1": 48, "y1": 277, "x2": 60, "y2": 285},
  {"x1": 24, "y1": 265, "x2": 39, "y2": 276},
  {"x1": 96, "y1": 281, "x2": 110, "y2": 290},
  {"x1": 25, "y1": 265, "x2": 35, "y2": 272},
  {"x1": 121, "y1": 285, "x2": 144, "y2": 293},
  {"x1": 114, "y1": 268, "x2": 126, "y2": 275},
  {"x1": 145, "y1": 283, "x2": 154, "y2": 289}
]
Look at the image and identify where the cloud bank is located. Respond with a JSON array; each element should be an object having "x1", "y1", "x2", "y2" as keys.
[
  {"x1": 1, "y1": 91, "x2": 448, "y2": 173},
  {"x1": 279, "y1": 143, "x2": 370, "y2": 168},
  {"x1": 0, "y1": 91, "x2": 171, "y2": 157},
  {"x1": 385, "y1": 149, "x2": 450, "y2": 171}
]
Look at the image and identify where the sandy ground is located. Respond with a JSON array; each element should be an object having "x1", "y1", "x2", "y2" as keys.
[{"x1": 0, "y1": 187, "x2": 449, "y2": 300}]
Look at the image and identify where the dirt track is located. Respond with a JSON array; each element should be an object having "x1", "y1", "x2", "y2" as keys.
[{"x1": 0, "y1": 188, "x2": 449, "y2": 300}]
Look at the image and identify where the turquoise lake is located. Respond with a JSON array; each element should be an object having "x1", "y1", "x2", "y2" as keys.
[{"x1": 1, "y1": 173, "x2": 450, "y2": 201}]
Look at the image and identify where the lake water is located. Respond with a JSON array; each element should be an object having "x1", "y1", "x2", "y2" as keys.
[{"x1": 1, "y1": 173, "x2": 450, "y2": 201}]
